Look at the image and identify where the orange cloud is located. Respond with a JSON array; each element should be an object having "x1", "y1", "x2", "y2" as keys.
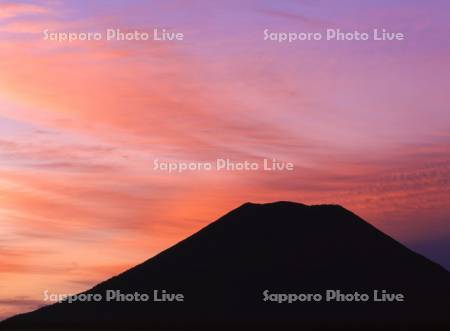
[{"x1": 0, "y1": 2, "x2": 51, "y2": 19}]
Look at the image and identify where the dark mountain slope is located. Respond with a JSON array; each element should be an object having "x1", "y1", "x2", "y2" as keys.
[{"x1": 1, "y1": 201, "x2": 449, "y2": 330}]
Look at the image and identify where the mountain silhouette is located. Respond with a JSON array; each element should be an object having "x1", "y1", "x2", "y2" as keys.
[{"x1": 1, "y1": 201, "x2": 449, "y2": 330}]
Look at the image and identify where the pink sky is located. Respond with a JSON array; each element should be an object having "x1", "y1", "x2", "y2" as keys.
[{"x1": 1, "y1": 0, "x2": 449, "y2": 320}]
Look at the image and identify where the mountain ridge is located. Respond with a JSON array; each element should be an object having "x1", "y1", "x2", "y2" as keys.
[{"x1": 1, "y1": 201, "x2": 449, "y2": 330}]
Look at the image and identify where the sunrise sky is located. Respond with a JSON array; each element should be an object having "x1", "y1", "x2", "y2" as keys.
[{"x1": 0, "y1": 0, "x2": 449, "y2": 320}]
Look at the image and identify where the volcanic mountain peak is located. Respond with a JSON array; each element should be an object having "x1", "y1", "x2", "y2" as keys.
[{"x1": 1, "y1": 201, "x2": 448, "y2": 330}]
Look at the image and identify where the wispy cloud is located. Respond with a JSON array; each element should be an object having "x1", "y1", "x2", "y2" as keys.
[{"x1": 0, "y1": 2, "x2": 52, "y2": 19}]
